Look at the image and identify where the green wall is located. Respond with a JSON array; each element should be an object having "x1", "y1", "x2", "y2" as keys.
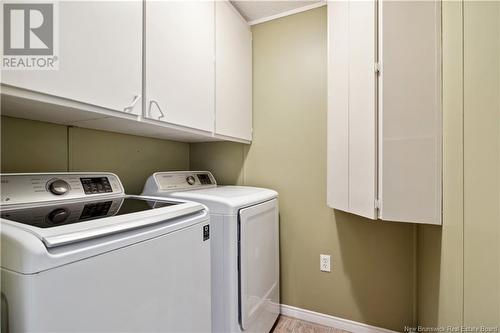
[
  {"x1": 418, "y1": 0, "x2": 500, "y2": 328},
  {"x1": 417, "y1": 1, "x2": 465, "y2": 327},
  {"x1": 191, "y1": 7, "x2": 415, "y2": 331},
  {"x1": 1, "y1": 116, "x2": 189, "y2": 194}
]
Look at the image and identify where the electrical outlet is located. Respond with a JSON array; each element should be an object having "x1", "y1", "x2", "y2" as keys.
[{"x1": 320, "y1": 254, "x2": 331, "y2": 272}]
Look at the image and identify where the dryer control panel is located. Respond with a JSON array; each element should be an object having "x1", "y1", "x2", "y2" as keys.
[
  {"x1": 0, "y1": 173, "x2": 124, "y2": 206},
  {"x1": 151, "y1": 171, "x2": 217, "y2": 192}
]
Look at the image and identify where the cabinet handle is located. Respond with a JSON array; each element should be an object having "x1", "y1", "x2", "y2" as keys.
[
  {"x1": 148, "y1": 100, "x2": 165, "y2": 120},
  {"x1": 123, "y1": 95, "x2": 141, "y2": 113}
]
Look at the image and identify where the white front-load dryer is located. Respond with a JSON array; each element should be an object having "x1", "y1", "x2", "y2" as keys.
[{"x1": 143, "y1": 171, "x2": 280, "y2": 333}]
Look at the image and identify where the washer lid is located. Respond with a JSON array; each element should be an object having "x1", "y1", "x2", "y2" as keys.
[
  {"x1": 163, "y1": 186, "x2": 278, "y2": 215},
  {"x1": 1, "y1": 195, "x2": 205, "y2": 248},
  {"x1": 1, "y1": 195, "x2": 208, "y2": 274}
]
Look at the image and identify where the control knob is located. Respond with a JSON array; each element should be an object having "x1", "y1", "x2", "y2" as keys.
[
  {"x1": 48, "y1": 179, "x2": 71, "y2": 195},
  {"x1": 47, "y1": 208, "x2": 70, "y2": 224},
  {"x1": 186, "y1": 176, "x2": 196, "y2": 185}
]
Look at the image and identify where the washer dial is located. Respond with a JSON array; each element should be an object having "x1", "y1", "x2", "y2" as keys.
[
  {"x1": 47, "y1": 208, "x2": 70, "y2": 224},
  {"x1": 186, "y1": 176, "x2": 196, "y2": 185},
  {"x1": 48, "y1": 179, "x2": 71, "y2": 195}
]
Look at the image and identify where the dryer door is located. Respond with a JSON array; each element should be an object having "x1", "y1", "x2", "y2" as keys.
[{"x1": 239, "y1": 199, "x2": 280, "y2": 332}]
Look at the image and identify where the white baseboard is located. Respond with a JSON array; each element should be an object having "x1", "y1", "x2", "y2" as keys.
[{"x1": 280, "y1": 304, "x2": 398, "y2": 333}]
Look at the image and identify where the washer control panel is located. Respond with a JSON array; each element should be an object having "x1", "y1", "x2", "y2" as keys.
[
  {"x1": 0, "y1": 173, "x2": 124, "y2": 206},
  {"x1": 154, "y1": 171, "x2": 217, "y2": 191}
]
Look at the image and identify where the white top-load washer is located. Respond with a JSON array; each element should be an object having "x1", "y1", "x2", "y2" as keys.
[
  {"x1": 142, "y1": 171, "x2": 280, "y2": 333},
  {"x1": 1, "y1": 172, "x2": 211, "y2": 332}
]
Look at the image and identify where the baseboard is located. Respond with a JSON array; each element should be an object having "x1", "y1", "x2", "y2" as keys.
[{"x1": 280, "y1": 304, "x2": 398, "y2": 333}]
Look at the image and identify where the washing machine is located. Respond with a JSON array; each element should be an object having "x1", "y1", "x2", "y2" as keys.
[
  {"x1": 1, "y1": 172, "x2": 211, "y2": 332},
  {"x1": 142, "y1": 171, "x2": 280, "y2": 333}
]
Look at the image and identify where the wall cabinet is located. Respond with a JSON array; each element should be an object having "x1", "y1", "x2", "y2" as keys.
[
  {"x1": 327, "y1": 0, "x2": 442, "y2": 225},
  {"x1": 215, "y1": 1, "x2": 253, "y2": 141},
  {"x1": 327, "y1": 0, "x2": 377, "y2": 219},
  {"x1": 2, "y1": 1, "x2": 143, "y2": 116},
  {"x1": 145, "y1": 0, "x2": 215, "y2": 133},
  {"x1": 2, "y1": 1, "x2": 252, "y2": 143}
]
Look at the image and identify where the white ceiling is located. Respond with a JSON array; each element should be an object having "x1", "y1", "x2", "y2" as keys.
[{"x1": 230, "y1": 1, "x2": 324, "y2": 24}]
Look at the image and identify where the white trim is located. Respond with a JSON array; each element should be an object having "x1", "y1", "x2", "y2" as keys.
[
  {"x1": 248, "y1": 1, "x2": 327, "y2": 26},
  {"x1": 225, "y1": 0, "x2": 250, "y2": 27},
  {"x1": 212, "y1": 132, "x2": 251, "y2": 144},
  {"x1": 280, "y1": 304, "x2": 398, "y2": 333}
]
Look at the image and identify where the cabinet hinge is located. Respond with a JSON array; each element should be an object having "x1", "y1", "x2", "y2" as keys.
[
  {"x1": 374, "y1": 199, "x2": 380, "y2": 210},
  {"x1": 374, "y1": 62, "x2": 381, "y2": 75}
]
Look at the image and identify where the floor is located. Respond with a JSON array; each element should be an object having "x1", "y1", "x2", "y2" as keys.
[{"x1": 272, "y1": 316, "x2": 352, "y2": 333}]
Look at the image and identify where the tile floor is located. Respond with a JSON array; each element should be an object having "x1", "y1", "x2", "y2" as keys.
[{"x1": 272, "y1": 315, "x2": 352, "y2": 333}]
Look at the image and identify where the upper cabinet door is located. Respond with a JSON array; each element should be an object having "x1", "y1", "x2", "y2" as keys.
[
  {"x1": 327, "y1": 1, "x2": 377, "y2": 219},
  {"x1": 328, "y1": 0, "x2": 442, "y2": 224},
  {"x1": 378, "y1": 1, "x2": 442, "y2": 224},
  {"x1": 215, "y1": 1, "x2": 252, "y2": 141},
  {"x1": 1, "y1": 1, "x2": 143, "y2": 115},
  {"x1": 145, "y1": 0, "x2": 215, "y2": 133}
]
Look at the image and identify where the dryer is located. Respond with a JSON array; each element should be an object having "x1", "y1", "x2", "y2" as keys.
[
  {"x1": 1, "y1": 172, "x2": 211, "y2": 332},
  {"x1": 142, "y1": 171, "x2": 280, "y2": 333}
]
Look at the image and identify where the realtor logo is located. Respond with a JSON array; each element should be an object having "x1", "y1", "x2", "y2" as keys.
[
  {"x1": 2, "y1": 2, "x2": 58, "y2": 70},
  {"x1": 4, "y1": 3, "x2": 53, "y2": 55}
]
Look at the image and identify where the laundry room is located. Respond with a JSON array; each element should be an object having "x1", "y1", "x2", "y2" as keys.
[{"x1": 1, "y1": 1, "x2": 499, "y2": 333}]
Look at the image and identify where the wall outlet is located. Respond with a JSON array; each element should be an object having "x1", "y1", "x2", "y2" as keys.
[{"x1": 320, "y1": 254, "x2": 331, "y2": 272}]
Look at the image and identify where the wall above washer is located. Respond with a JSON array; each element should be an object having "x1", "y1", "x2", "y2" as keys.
[
  {"x1": 0, "y1": 116, "x2": 190, "y2": 194},
  {"x1": 231, "y1": 0, "x2": 324, "y2": 25}
]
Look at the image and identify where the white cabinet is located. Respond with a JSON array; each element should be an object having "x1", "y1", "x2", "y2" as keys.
[
  {"x1": 145, "y1": 0, "x2": 215, "y2": 133},
  {"x1": 215, "y1": 1, "x2": 252, "y2": 141},
  {"x1": 327, "y1": 0, "x2": 442, "y2": 225},
  {"x1": 378, "y1": 1, "x2": 442, "y2": 224},
  {"x1": 1, "y1": 1, "x2": 252, "y2": 143},
  {"x1": 1, "y1": 1, "x2": 143, "y2": 115},
  {"x1": 327, "y1": 0, "x2": 377, "y2": 219}
]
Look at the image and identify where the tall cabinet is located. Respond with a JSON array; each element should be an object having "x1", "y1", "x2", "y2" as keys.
[{"x1": 327, "y1": 0, "x2": 442, "y2": 225}]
